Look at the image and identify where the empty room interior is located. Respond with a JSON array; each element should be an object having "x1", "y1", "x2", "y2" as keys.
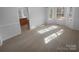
[{"x1": 0, "y1": 7, "x2": 79, "y2": 52}]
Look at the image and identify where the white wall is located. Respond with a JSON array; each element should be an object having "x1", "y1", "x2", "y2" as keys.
[
  {"x1": 28, "y1": 7, "x2": 47, "y2": 29},
  {"x1": 65, "y1": 7, "x2": 74, "y2": 29},
  {"x1": 65, "y1": 7, "x2": 79, "y2": 30},
  {"x1": 0, "y1": 7, "x2": 21, "y2": 42},
  {"x1": 73, "y1": 7, "x2": 79, "y2": 30}
]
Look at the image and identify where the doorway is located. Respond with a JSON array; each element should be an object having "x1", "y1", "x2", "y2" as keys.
[{"x1": 18, "y1": 7, "x2": 30, "y2": 32}]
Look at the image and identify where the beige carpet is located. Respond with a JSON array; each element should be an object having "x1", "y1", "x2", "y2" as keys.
[{"x1": 0, "y1": 24, "x2": 79, "y2": 52}]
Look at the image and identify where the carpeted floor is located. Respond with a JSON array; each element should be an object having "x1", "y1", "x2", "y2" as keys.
[{"x1": 0, "y1": 24, "x2": 79, "y2": 52}]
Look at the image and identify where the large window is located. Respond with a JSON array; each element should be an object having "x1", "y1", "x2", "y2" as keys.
[{"x1": 49, "y1": 7, "x2": 65, "y2": 20}]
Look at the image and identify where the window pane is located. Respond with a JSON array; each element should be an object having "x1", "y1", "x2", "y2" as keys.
[
  {"x1": 69, "y1": 7, "x2": 72, "y2": 18},
  {"x1": 57, "y1": 7, "x2": 64, "y2": 19},
  {"x1": 50, "y1": 8, "x2": 52, "y2": 18}
]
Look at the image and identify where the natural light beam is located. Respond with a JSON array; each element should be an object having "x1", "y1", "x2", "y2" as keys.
[
  {"x1": 44, "y1": 29, "x2": 64, "y2": 44},
  {"x1": 37, "y1": 25, "x2": 58, "y2": 34},
  {"x1": 45, "y1": 33, "x2": 57, "y2": 44},
  {"x1": 56, "y1": 29, "x2": 64, "y2": 36}
]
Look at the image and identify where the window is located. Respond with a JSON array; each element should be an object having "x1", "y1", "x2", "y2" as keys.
[
  {"x1": 69, "y1": 7, "x2": 72, "y2": 18},
  {"x1": 49, "y1": 8, "x2": 52, "y2": 18},
  {"x1": 49, "y1": 7, "x2": 56, "y2": 19},
  {"x1": 56, "y1": 7, "x2": 64, "y2": 19},
  {"x1": 48, "y1": 7, "x2": 65, "y2": 20}
]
